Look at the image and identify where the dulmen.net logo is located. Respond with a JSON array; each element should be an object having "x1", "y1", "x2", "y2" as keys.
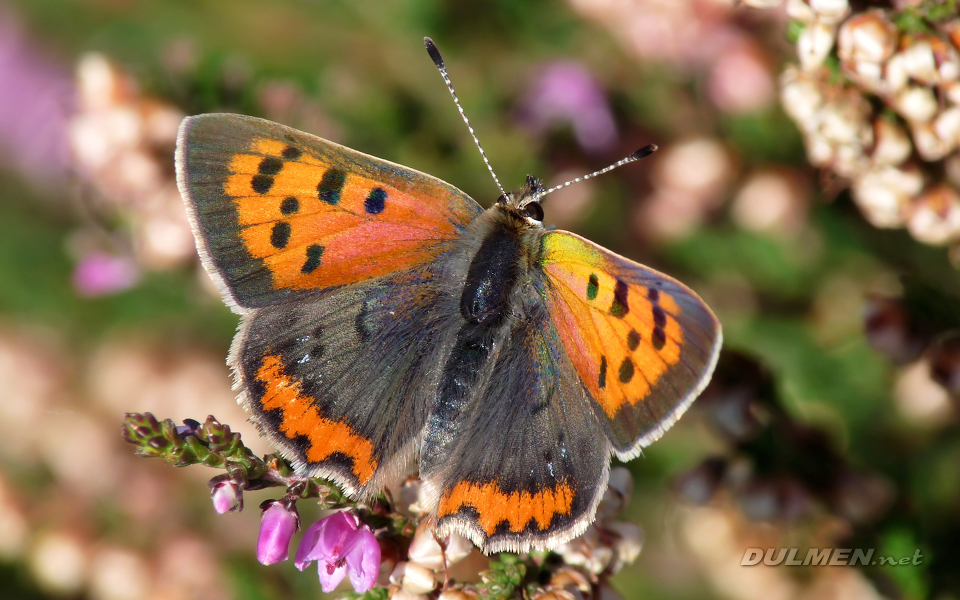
[{"x1": 741, "y1": 548, "x2": 925, "y2": 567}]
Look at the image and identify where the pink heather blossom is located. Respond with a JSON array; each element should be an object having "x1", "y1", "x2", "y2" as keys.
[
  {"x1": 256, "y1": 500, "x2": 300, "y2": 565},
  {"x1": 519, "y1": 62, "x2": 617, "y2": 154},
  {"x1": 71, "y1": 251, "x2": 139, "y2": 297},
  {"x1": 0, "y1": 10, "x2": 73, "y2": 187},
  {"x1": 295, "y1": 511, "x2": 381, "y2": 593},
  {"x1": 210, "y1": 481, "x2": 242, "y2": 514}
]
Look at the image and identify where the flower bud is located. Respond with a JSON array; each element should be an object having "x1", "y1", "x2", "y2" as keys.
[
  {"x1": 852, "y1": 164, "x2": 924, "y2": 228},
  {"x1": 256, "y1": 500, "x2": 299, "y2": 565},
  {"x1": 407, "y1": 521, "x2": 444, "y2": 571},
  {"x1": 607, "y1": 521, "x2": 644, "y2": 573},
  {"x1": 871, "y1": 119, "x2": 911, "y2": 167},
  {"x1": 786, "y1": 0, "x2": 816, "y2": 24},
  {"x1": 210, "y1": 480, "x2": 242, "y2": 514},
  {"x1": 905, "y1": 184, "x2": 960, "y2": 246},
  {"x1": 780, "y1": 67, "x2": 824, "y2": 125},
  {"x1": 809, "y1": 0, "x2": 849, "y2": 23},
  {"x1": 838, "y1": 11, "x2": 897, "y2": 64},
  {"x1": 894, "y1": 86, "x2": 939, "y2": 123},
  {"x1": 911, "y1": 108, "x2": 960, "y2": 162},
  {"x1": 390, "y1": 561, "x2": 437, "y2": 595},
  {"x1": 547, "y1": 566, "x2": 591, "y2": 594},
  {"x1": 798, "y1": 21, "x2": 837, "y2": 71},
  {"x1": 900, "y1": 38, "x2": 939, "y2": 85},
  {"x1": 443, "y1": 532, "x2": 474, "y2": 566}
]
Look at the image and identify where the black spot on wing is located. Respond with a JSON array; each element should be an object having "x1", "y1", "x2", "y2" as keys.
[
  {"x1": 318, "y1": 169, "x2": 347, "y2": 205},
  {"x1": 618, "y1": 358, "x2": 635, "y2": 383},
  {"x1": 652, "y1": 327, "x2": 666, "y2": 350},
  {"x1": 302, "y1": 244, "x2": 324, "y2": 274},
  {"x1": 653, "y1": 305, "x2": 667, "y2": 329},
  {"x1": 598, "y1": 356, "x2": 607, "y2": 389},
  {"x1": 587, "y1": 274, "x2": 599, "y2": 301},
  {"x1": 270, "y1": 222, "x2": 291, "y2": 249},
  {"x1": 610, "y1": 279, "x2": 629, "y2": 318},
  {"x1": 281, "y1": 197, "x2": 299, "y2": 215},
  {"x1": 258, "y1": 157, "x2": 283, "y2": 175},
  {"x1": 282, "y1": 145, "x2": 302, "y2": 160},
  {"x1": 251, "y1": 174, "x2": 274, "y2": 194},
  {"x1": 627, "y1": 330, "x2": 640, "y2": 351},
  {"x1": 365, "y1": 188, "x2": 387, "y2": 215}
]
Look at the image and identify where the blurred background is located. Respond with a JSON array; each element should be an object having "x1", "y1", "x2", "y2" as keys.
[{"x1": 1, "y1": 0, "x2": 959, "y2": 599}]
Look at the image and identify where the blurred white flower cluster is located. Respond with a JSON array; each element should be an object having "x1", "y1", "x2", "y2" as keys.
[
  {"x1": 771, "y1": 0, "x2": 960, "y2": 248},
  {"x1": 68, "y1": 53, "x2": 195, "y2": 274}
]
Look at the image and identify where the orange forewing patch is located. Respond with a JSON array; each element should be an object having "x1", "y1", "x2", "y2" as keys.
[
  {"x1": 255, "y1": 354, "x2": 378, "y2": 484},
  {"x1": 438, "y1": 480, "x2": 575, "y2": 535},
  {"x1": 542, "y1": 234, "x2": 683, "y2": 419},
  {"x1": 222, "y1": 137, "x2": 468, "y2": 291}
]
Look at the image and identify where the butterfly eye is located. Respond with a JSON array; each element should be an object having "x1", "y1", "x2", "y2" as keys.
[
  {"x1": 496, "y1": 194, "x2": 508, "y2": 205},
  {"x1": 522, "y1": 202, "x2": 544, "y2": 221}
]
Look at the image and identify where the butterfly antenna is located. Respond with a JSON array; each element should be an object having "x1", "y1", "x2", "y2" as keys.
[
  {"x1": 538, "y1": 144, "x2": 659, "y2": 201},
  {"x1": 424, "y1": 37, "x2": 506, "y2": 198}
]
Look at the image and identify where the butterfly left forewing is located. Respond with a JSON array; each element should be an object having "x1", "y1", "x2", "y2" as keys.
[
  {"x1": 538, "y1": 231, "x2": 722, "y2": 458},
  {"x1": 177, "y1": 113, "x2": 482, "y2": 310}
]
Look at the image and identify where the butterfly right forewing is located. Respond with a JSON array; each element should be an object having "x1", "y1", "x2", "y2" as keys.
[{"x1": 538, "y1": 231, "x2": 722, "y2": 459}]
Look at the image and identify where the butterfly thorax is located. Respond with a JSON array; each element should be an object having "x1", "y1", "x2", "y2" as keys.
[{"x1": 459, "y1": 187, "x2": 544, "y2": 328}]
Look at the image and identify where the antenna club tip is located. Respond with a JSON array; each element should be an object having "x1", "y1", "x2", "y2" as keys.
[
  {"x1": 424, "y1": 37, "x2": 445, "y2": 69},
  {"x1": 632, "y1": 144, "x2": 658, "y2": 160}
]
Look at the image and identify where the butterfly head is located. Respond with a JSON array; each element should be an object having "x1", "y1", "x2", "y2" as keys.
[{"x1": 496, "y1": 174, "x2": 545, "y2": 226}]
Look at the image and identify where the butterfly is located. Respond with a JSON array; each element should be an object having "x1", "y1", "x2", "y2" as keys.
[{"x1": 175, "y1": 38, "x2": 722, "y2": 554}]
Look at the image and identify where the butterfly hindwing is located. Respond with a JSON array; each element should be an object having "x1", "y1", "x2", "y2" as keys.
[
  {"x1": 538, "y1": 231, "x2": 722, "y2": 458},
  {"x1": 235, "y1": 265, "x2": 459, "y2": 496},
  {"x1": 419, "y1": 299, "x2": 610, "y2": 553},
  {"x1": 176, "y1": 113, "x2": 482, "y2": 309}
]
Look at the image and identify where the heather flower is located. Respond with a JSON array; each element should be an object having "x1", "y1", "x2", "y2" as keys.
[
  {"x1": 295, "y1": 511, "x2": 380, "y2": 593},
  {"x1": 519, "y1": 62, "x2": 617, "y2": 154},
  {"x1": 256, "y1": 500, "x2": 299, "y2": 566},
  {"x1": 209, "y1": 481, "x2": 242, "y2": 515},
  {"x1": 0, "y1": 12, "x2": 72, "y2": 187},
  {"x1": 71, "y1": 251, "x2": 139, "y2": 297}
]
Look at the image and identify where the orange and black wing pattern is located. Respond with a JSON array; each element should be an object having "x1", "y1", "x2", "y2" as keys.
[
  {"x1": 176, "y1": 113, "x2": 481, "y2": 310},
  {"x1": 538, "y1": 231, "x2": 722, "y2": 458}
]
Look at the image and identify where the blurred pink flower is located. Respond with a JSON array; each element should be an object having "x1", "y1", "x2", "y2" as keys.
[
  {"x1": 256, "y1": 500, "x2": 300, "y2": 566},
  {"x1": 295, "y1": 511, "x2": 380, "y2": 593},
  {"x1": 519, "y1": 62, "x2": 617, "y2": 153},
  {"x1": 707, "y1": 42, "x2": 775, "y2": 113},
  {"x1": 0, "y1": 11, "x2": 72, "y2": 186},
  {"x1": 71, "y1": 252, "x2": 139, "y2": 297}
]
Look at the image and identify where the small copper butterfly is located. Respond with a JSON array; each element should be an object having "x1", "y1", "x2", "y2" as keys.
[{"x1": 175, "y1": 38, "x2": 722, "y2": 553}]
